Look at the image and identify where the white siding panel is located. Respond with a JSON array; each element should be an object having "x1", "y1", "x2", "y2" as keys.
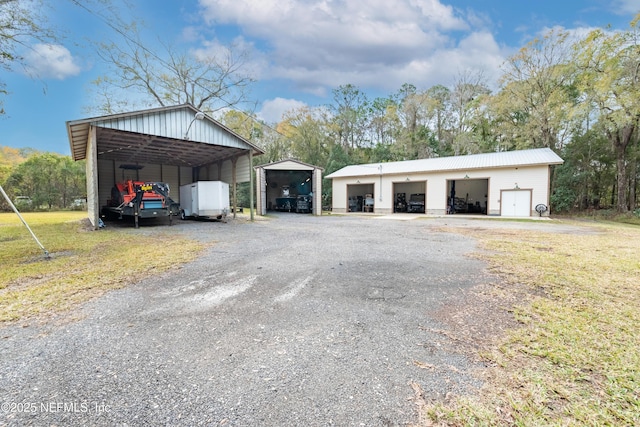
[
  {"x1": 97, "y1": 158, "x2": 116, "y2": 209},
  {"x1": 94, "y1": 109, "x2": 253, "y2": 151},
  {"x1": 313, "y1": 168, "x2": 322, "y2": 215},
  {"x1": 179, "y1": 166, "x2": 193, "y2": 186},
  {"x1": 236, "y1": 155, "x2": 251, "y2": 183},
  {"x1": 138, "y1": 163, "x2": 161, "y2": 182},
  {"x1": 331, "y1": 178, "x2": 348, "y2": 213},
  {"x1": 209, "y1": 163, "x2": 221, "y2": 181},
  {"x1": 262, "y1": 160, "x2": 315, "y2": 171},
  {"x1": 257, "y1": 168, "x2": 266, "y2": 215},
  {"x1": 161, "y1": 165, "x2": 180, "y2": 203},
  {"x1": 220, "y1": 159, "x2": 234, "y2": 184}
]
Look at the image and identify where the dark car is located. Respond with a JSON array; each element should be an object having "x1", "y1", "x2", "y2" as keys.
[{"x1": 407, "y1": 193, "x2": 425, "y2": 213}]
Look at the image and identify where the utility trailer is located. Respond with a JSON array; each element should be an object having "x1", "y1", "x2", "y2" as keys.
[{"x1": 179, "y1": 181, "x2": 229, "y2": 221}]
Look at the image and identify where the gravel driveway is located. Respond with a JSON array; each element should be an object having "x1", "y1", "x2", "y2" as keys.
[{"x1": 0, "y1": 214, "x2": 583, "y2": 426}]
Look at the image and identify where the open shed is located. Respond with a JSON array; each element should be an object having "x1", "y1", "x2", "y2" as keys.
[
  {"x1": 67, "y1": 104, "x2": 264, "y2": 228},
  {"x1": 326, "y1": 148, "x2": 563, "y2": 217},
  {"x1": 255, "y1": 159, "x2": 324, "y2": 216}
]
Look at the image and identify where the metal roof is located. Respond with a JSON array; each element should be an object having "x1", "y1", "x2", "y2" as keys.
[
  {"x1": 255, "y1": 158, "x2": 325, "y2": 171},
  {"x1": 66, "y1": 104, "x2": 264, "y2": 167},
  {"x1": 325, "y1": 148, "x2": 564, "y2": 179}
]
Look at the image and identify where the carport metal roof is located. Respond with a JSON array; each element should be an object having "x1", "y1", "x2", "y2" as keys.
[{"x1": 67, "y1": 104, "x2": 264, "y2": 167}]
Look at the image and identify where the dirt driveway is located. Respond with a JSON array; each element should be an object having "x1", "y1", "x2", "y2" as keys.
[{"x1": 0, "y1": 214, "x2": 590, "y2": 426}]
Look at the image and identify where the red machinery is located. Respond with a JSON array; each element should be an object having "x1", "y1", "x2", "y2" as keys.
[{"x1": 103, "y1": 180, "x2": 178, "y2": 227}]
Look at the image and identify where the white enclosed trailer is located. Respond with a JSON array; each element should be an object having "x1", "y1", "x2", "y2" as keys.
[{"x1": 179, "y1": 181, "x2": 229, "y2": 220}]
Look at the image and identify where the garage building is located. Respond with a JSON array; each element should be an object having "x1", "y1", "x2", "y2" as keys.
[
  {"x1": 325, "y1": 148, "x2": 563, "y2": 217},
  {"x1": 255, "y1": 159, "x2": 324, "y2": 216},
  {"x1": 67, "y1": 104, "x2": 264, "y2": 228}
]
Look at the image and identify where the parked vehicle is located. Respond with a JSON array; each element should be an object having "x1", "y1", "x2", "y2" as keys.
[
  {"x1": 407, "y1": 193, "x2": 425, "y2": 213},
  {"x1": 394, "y1": 193, "x2": 407, "y2": 213},
  {"x1": 13, "y1": 196, "x2": 33, "y2": 209},
  {"x1": 296, "y1": 194, "x2": 312, "y2": 213}
]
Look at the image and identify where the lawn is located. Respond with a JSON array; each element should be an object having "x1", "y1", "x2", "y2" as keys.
[
  {"x1": 424, "y1": 220, "x2": 640, "y2": 426},
  {"x1": 0, "y1": 211, "x2": 206, "y2": 323}
]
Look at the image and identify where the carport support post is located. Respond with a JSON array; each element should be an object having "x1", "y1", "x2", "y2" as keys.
[
  {"x1": 249, "y1": 150, "x2": 254, "y2": 221},
  {"x1": 232, "y1": 157, "x2": 237, "y2": 219}
]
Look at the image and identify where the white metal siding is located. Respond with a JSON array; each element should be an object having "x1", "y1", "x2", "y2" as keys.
[
  {"x1": 138, "y1": 163, "x2": 161, "y2": 182},
  {"x1": 209, "y1": 163, "x2": 221, "y2": 181},
  {"x1": 97, "y1": 159, "x2": 115, "y2": 208},
  {"x1": 330, "y1": 164, "x2": 552, "y2": 216},
  {"x1": 94, "y1": 109, "x2": 250, "y2": 151},
  {"x1": 220, "y1": 159, "x2": 234, "y2": 184},
  {"x1": 331, "y1": 178, "x2": 348, "y2": 213},
  {"x1": 262, "y1": 160, "x2": 316, "y2": 171},
  {"x1": 179, "y1": 166, "x2": 192, "y2": 186},
  {"x1": 313, "y1": 168, "x2": 322, "y2": 215},
  {"x1": 257, "y1": 168, "x2": 266, "y2": 215},
  {"x1": 236, "y1": 155, "x2": 251, "y2": 182},
  {"x1": 161, "y1": 165, "x2": 180, "y2": 203}
]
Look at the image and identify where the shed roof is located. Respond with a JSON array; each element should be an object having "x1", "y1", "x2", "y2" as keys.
[
  {"x1": 255, "y1": 158, "x2": 325, "y2": 171},
  {"x1": 325, "y1": 148, "x2": 564, "y2": 179},
  {"x1": 66, "y1": 104, "x2": 264, "y2": 167}
]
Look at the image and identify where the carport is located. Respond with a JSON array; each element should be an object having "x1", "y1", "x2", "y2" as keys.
[
  {"x1": 255, "y1": 159, "x2": 323, "y2": 216},
  {"x1": 67, "y1": 104, "x2": 264, "y2": 229}
]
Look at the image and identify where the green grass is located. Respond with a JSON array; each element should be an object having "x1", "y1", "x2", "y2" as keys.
[
  {"x1": 0, "y1": 211, "x2": 206, "y2": 323},
  {"x1": 424, "y1": 221, "x2": 640, "y2": 426}
]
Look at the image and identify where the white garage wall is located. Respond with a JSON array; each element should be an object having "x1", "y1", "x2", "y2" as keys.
[{"x1": 330, "y1": 164, "x2": 552, "y2": 216}]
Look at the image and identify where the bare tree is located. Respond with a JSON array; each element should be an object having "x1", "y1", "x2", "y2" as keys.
[
  {"x1": 88, "y1": 25, "x2": 255, "y2": 115},
  {"x1": 450, "y1": 70, "x2": 491, "y2": 155},
  {"x1": 0, "y1": 0, "x2": 56, "y2": 114}
]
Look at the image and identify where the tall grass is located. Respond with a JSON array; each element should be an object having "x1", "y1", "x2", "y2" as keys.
[{"x1": 426, "y1": 221, "x2": 640, "y2": 425}]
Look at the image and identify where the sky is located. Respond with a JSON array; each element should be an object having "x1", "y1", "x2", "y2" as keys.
[{"x1": 1, "y1": 0, "x2": 639, "y2": 155}]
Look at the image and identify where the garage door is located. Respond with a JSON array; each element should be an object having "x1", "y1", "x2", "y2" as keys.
[{"x1": 501, "y1": 190, "x2": 531, "y2": 217}]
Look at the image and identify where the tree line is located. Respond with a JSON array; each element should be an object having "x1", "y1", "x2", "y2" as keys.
[
  {"x1": 0, "y1": 148, "x2": 86, "y2": 211},
  {"x1": 230, "y1": 22, "x2": 639, "y2": 214}
]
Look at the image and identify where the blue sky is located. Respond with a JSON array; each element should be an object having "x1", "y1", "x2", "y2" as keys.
[{"x1": 1, "y1": 0, "x2": 639, "y2": 155}]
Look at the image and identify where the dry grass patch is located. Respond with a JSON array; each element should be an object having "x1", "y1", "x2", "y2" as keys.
[
  {"x1": 0, "y1": 212, "x2": 206, "y2": 323},
  {"x1": 424, "y1": 221, "x2": 640, "y2": 426}
]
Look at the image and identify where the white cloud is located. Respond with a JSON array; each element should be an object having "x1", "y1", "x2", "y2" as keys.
[
  {"x1": 23, "y1": 44, "x2": 81, "y2": 80},
  {"x1": 612, "y1": 0, "x2": 640, "y2": 14},
  {"x1": 190, "y1": 36, "x2": 266, "y2": 80},
  {"x1": 258, "y1": 97, "x2": 308, "y2": 123},
  {"x1": 197, "y1": 0, "x2": 509, "y2": 97}
]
